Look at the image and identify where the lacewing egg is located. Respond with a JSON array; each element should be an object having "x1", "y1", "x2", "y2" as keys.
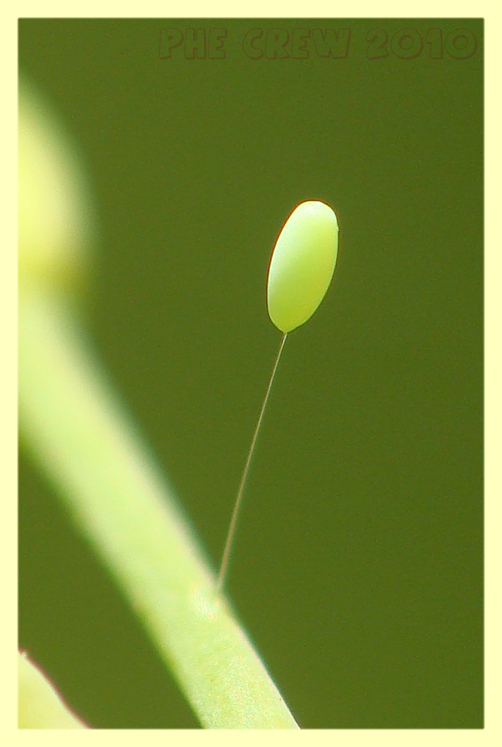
[
  {"x1": 267, "y1": 200, "x2": 339, "y2": 333},
  {"x1": 217, "y1": 200, "x2": 339, "y2": 595}
]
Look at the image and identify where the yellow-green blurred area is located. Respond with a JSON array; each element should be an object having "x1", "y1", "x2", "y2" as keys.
[
  {"x1": 19, "y1": 19, "x2": 483, "y2": 728},
  {"x1": 18, "y1": 652, "x2": 87, "y2": 729},
  {"x1": 19, "y1": 77, "x2": 95, "y2": 297}
]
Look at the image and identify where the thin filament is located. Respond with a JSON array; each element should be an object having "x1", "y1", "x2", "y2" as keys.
[{"x1": 215, "y1": 332, "x2": 288, "y2": 596}]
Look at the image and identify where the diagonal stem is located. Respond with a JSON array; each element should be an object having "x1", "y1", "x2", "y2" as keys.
[{"x1": 19, "y1": 293, "x2": 298, "y2": 729}]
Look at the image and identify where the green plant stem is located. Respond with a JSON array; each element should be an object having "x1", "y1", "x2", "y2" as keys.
[{"x1": 19, "y1": 290, "x2": 299, "y2": 729}]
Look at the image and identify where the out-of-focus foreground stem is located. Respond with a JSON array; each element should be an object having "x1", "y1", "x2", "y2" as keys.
[{"x1": 18, "y1": 652, "x2": 87, "y2": 729}]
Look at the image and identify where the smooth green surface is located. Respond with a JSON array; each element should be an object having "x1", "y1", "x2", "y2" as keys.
[
  {"x1": 267, "y1": 200, "x2": 338, "y2": 332},
  {"x1": 19, "y1": 19, "x2": 483, "y2": 728},
  {"x1": 19, "y1": 291, "x2": 298, "y2": 729},
  {"x1": 18, "y1": 78, "x2": 94, "y2": 296},
  {"x1": 18, "y1": 652, "x2": 87, "y2": 729}
]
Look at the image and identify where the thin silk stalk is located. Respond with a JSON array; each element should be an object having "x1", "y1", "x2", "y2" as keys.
[{"x1": 216, "y1": 333, "x2": 288, "y2": 596}]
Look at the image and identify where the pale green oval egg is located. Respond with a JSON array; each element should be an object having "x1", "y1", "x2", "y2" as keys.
[{"x1": 267, "y1": 200, "x2": 339, "y2": 333}]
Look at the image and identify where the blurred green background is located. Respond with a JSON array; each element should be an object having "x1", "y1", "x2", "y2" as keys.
[{"x1": 19, "y1": 18, "x2": 483, "y2": 728}]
